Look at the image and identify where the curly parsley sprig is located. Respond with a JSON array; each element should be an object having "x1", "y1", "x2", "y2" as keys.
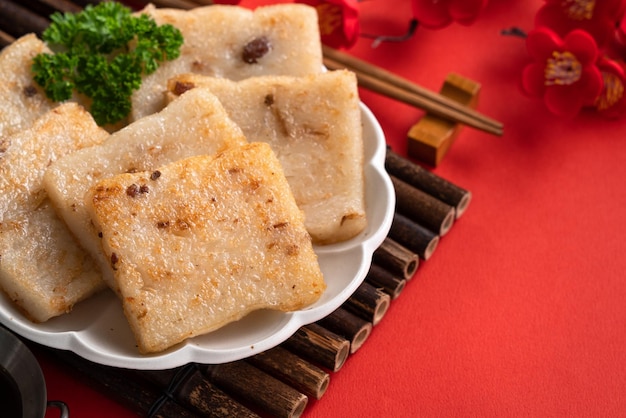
[{"x1": 32, "y1": 2, "x2": 183, "y2": 126}]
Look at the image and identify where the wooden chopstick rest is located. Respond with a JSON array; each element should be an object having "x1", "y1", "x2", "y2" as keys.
[
  {"x1": 316, "y1": 306, "x2": 373, "y2": 354},
  {"x1": 407, "y1": 73, "x2": 482, "y2": 166},
  {"x1": 282, "y1": 323, "x2": 350, "y2": 373},
  {"x1": 372, "y1": 237, "x2": 419, "y2": 280},
  {"x1": 248, "y1": 346, "x2": 330, "y2": 400},
  {"x1": 204, "y1": 362, "x2": 308, "y2": 418},
  {"x1": 365, "y1": 263, "x2": 407, "y2": 300},
  {"x1": 386, "y1": 148, "x2": 472, "y2": 219}
]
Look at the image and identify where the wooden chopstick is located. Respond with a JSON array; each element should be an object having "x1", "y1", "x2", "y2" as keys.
[
  {"x1": 0, "y1": 29, "x2": 15, "y2": 48},
  {"x1": 323, "y1": 45, "x2": 504, "y2": 136},
  {"x1": 38, "y1": 0, "x2": 83, "y2": 13},
  {"x1": 0, "y1": 0, "x2": 503, "y2": 137},
  {"x1": 141, "y1": 0, "x2": 199, "y2": 9}
]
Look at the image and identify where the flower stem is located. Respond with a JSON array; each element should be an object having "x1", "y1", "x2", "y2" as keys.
[
  {"x1": 361, "y1": 19, "x2": 419, "y2": 48},
  {"x1": 500, "y1": 27, "x2": 528, "y2": 38}
]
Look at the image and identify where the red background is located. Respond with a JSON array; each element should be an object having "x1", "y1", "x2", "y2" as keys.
[{"x1": 37, "y1": 0, "x2": 626, "y2": 416}]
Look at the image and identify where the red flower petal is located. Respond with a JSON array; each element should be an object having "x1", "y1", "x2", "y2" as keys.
[
  {"x1": 523, "y1": 26, "x2": 604, "y2": 118},
  {"x1": 592, "y1": 0, "x2": 625, "y2": 16},
  {"x1": 578, "y1": 66, "x2": 604, "y2": 104},
  {"x1": 412, "y1": 0, "x2": 488, "y2": 28},
  {"x1": 340, "y1": 2, "x2": 360, "y2": 47},
  {"x1": 534, "y1": 1, "x2": 618, "y2": 47},
  {"x1": 535, "y1": 4, "x2": 573, "y2": 34},
  {"x1": 595, "y1": 58, "x2": 626, "y2": 118},
  {"x1": 526, "y1": 28, "x2": 561, "y2": 62},
  {"x1": 411, "y1": 0, "x2": 452, "y2": 29},
  {"x1": 563, "y1": 30, "x2": 599, "y2": 65},
  {"x1": 618, "y1": 15, "x2": 626, "y2": 46},
  {"x1": 448, "y1": 0, "x2": 488, "y2": 23},
  {"x1": 544, "y1": 85, "x2": 586, "y2": 116},
  {"x1": 299, "y1": 0, "x2": 360, "y2": 49},
  {"x1": 521, "y1": 63, "x2": 548, "y2": 98}
]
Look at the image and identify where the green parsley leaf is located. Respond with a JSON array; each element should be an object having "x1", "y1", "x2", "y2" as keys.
[{"x1": 31, "y1": 2, "x2": 183, "y2": 126}]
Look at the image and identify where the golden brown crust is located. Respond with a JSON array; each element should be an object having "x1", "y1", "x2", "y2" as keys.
[
  {"x1": 0, "y1": 34, "x2": 55, "y2": 139},
  {"x1": 0, "y1": 103, "x2": 109, "y2": 322},
  {"x1": 87, "y1": 143, "x2": 325, "y2": 353},
  {"x1": 43, "y1": 88, "x2": 248, "y2": 292},
  {"x1": 165, "y1": 70, "x2": 367, "y2": 244}
]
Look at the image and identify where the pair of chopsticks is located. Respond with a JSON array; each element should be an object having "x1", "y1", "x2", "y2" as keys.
[
  {"x1": 158, "y1": 0, "x2": 504, "y2": 136},
  {"x1": 323, "y1": 45, "x2": 503, "y2": 136},
  {"x1": 1, "y1": 0, "x2": 503, "y2": 136}
]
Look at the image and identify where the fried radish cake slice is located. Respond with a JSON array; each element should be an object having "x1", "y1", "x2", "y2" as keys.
[
  {"x1": 0, "y1": 203, "x2": 104, "y2": 322},
  {"x1": 131, "y1": 3, "x2": 323, "y2": 120},
  {"x1": 43, "y1": 88, "x2": 248, "y2": 292},
  {"x1": 0, "y1": 34, "x2": 56, "y2": 139},
  {"x1": 0, "y1": 103, "x2": 109, "y2": 322},
  {"x1": 86, "y1": 143, "x2": 326, "y2": 354},
  {"x1": 166, "y1": 70, "x2": 366, "y2": 244}
]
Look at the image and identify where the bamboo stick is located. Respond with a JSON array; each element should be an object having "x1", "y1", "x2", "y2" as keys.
[
  {"x1": 136, "y1": 367, "x2": 261, "y2": 418},
  {"x1": 389, "y1": 212, "x2": 439, "y2": 260},
  {"x1": 48, "y1": 349, "x2": 200, "y2": 417},
  {"x1": 391, "y1": 175, "x2": 456, "y2": 236},
  {"x1": 386, "y1": 148, "x2": 472, "y2": 219},
  {"x1": 366, "y1": 263, "x2": 407, "y2": 300},
  {"x1": 316, "y1": 306, "x2": 372, "y2": 354},
  {"x1": 372, "y1": 237, "x2": 419, "y2": 280},
  {"x1": 282, "y1": 323, "x2": 350, "y2": 372},
  {"x1": 248, "y1": 346, "x2": 330, "y2": 400},
  {"x1": 344, "y1": 281, "x2": 391, "y2": 325},
  {"x1": 204, "y1": 362, "x2": 308, "y2": 418}
]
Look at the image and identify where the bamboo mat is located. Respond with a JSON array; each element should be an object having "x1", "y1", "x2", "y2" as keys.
[
  {"x1": 0, "y1": 2, "x2": 473, "y2": 416},
  {"x1": 34, "y1": 148, "x2": 470, "y2": 418}
]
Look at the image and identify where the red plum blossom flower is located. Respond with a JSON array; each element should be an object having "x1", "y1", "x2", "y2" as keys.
[
  {"x1": 521, "y1": 28, "x2": 604, "y2": 116},
  {"x1": 298, "y1": 0, "x2": 360, "y2": 49},
  {"x1": 594, "y1": 56, "x2": 626, "y2": 117},
  {"x1": 535, "y1": 0, "x2": 626, "y2": 47}
]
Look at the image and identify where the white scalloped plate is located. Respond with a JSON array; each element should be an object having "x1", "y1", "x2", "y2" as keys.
[{"x1": 0, "y1": 103, "x2": 395, "y2": 370}]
